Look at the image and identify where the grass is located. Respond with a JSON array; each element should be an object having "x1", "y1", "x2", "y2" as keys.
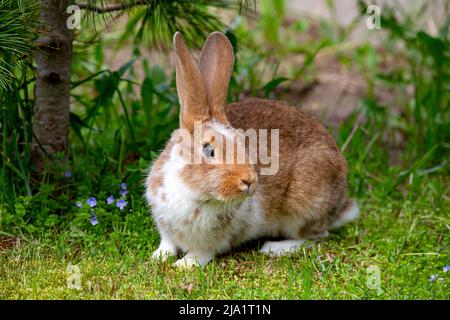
[
  {"x1": 0, "y1": 0, "x2": 449, "y2": 300},
  {"x1": 1, "y1": 175, "x2": 448, "y2": 299}
]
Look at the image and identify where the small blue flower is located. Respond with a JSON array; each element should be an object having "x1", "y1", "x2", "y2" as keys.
[
  {"x1": 75, "y1": 201, "x2": 82, "y2": 208},
  {"x1": 121, "y1": 183, "x2": 127, "y2": 190},
  {"x1": 90, "y1": 210, "x2": 98, "y2": 225},
  {"x1": 118, "y1": 189, "x2": 128, "y2": 197},
  {"x1": 87, "y1": 197, "x2": 97, "y2": 208},
  {"x1": 64, "y1": 170, "x2": 72, "y2": 177},
  {"x1": 429, "y1": 275, "x2": 437, "y2": 282},
  {"x1": 444, "y1": 265, "x2": 450, "y2": 273},
  {"x1": 116, "y1": 199, "x2": 127, "y2": 210},
  {"x1": 106, "y1": 195, "x2": 115, "y2": 205}
]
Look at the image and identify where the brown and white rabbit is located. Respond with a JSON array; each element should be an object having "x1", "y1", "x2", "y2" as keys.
[{"x1": 145, "y1": 31, "x2": 359, "y2": 268}]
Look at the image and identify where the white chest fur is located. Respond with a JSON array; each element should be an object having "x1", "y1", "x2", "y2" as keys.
[{"x1": 145, "y1": 146, "x2": 264, "y2": 255}]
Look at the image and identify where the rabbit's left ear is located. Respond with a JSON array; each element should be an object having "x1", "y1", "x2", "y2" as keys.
[
  {"x1": 174, "y1": 32, "x2": 209, "y2": 132},
  {"x1": 199, "y1": 32, "x2": 235, "y2": 126}
]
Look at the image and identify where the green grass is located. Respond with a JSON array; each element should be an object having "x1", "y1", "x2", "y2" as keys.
[{"x1": 1, "y1": 175, "x2": 448, "y2": 299}]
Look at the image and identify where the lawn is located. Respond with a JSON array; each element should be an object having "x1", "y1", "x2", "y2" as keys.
[{"x1": 1, "y1": 175, "x2": 448, "y2": 299}]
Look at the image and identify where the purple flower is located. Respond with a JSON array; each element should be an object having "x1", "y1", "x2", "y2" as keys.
[
  {"x1": 75, "y1": 201, "x2": 82, "y2": 208},
  {"x1": 118, "y1": 189, "x2": 128, "y2": 197},
  {"x1": 116, "y1": 199, "x2": 127, "y2": 210},
  {"x1": 90, "y1": 210, "x2": 98, "y2": 225},
  {"x1": 87, "y1": 197, "x2": 97, "y2": 208},
  {"x1": 429, "y1": 275, "x2": 437, "y2": 282},
  {"x1": 121, "y1": 183, "x2": 127, "y2": 190},
  {"x1": 444, "y1": 265, "x2": 450, "y2": 273},
  {"x1": 106, "y1": 195, "x2": 115, "y2": 205},
  {"x1": 64, "y1": 170, "x2": 72, "y2": 178}
]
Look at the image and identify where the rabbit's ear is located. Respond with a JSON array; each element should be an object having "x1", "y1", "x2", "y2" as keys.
[
  {"x1": 199, "y1": 32, "x2": 234, "y2": 125},
  {"x1": 174, "y1": 32, "x2": 209, "y2": 132}
]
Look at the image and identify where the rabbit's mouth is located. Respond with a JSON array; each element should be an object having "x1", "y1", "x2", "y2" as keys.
[
  {"x1": 238, "y1": 180, "x2": 256, "y2": 196},
  {"x1": 215, "y1": 172, "x2": 258, "y2": 201}
]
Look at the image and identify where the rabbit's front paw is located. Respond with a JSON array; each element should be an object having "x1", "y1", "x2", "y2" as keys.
[
  {"x1": 151, "y1": 239, "x2": 178, "y2": 262},
  {"x1": 260, "y1": 239, "x2": 305, "y2": 256},
  {"x1": 173, "y1": 252, "x2": 213, "y2": 269},
  {"x1": 174, "y1": 257, "x2": 198, "y2": 269}
]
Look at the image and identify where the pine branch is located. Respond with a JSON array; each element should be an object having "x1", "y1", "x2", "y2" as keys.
[
  {"x1": 77, "y1": 0, "x2": 150, "y2": 13},
  {"x1": 0, "y1": 1, "x2": 38, "y2": 90}
]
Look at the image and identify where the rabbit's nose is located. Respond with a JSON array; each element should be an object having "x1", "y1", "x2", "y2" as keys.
[
  {"x1": 241, "y1": 179, "x2": 252, "y2": 188},
  {"x1": 240, "y1": 173, "x2": 257, "y2": 193},
  {"x1": 239, "y1": 180, "x2": 252, "y2": 194}
]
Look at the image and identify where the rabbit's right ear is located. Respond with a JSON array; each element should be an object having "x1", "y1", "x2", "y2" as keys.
[{"x1": 174, "y1": 32, "x2": 209, "y2": 132}]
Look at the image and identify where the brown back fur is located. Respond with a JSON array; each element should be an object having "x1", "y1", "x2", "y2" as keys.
[{"x1": 226, "y1": 98, "x2": 349, "y2": 237}]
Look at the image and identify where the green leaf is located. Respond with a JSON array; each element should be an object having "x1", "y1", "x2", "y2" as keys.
[
  {"x1": 261, "y1": 77, "x2": 290, "y2": 97},
  {"x1": 147, "y1": 65, "x2": 167, "y2": 86},
  {"x1": 150, "y1": 151, "x2": 159, "y2": 161},
  {"x1": 390, "y1": 145, "x2": 439, "y2": 193},
  {"x1": 141, "y1": 77, "x2": 154, "y2": 108}
]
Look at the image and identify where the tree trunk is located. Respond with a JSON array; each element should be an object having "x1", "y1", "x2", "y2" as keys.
[{"x1": 32, "y1": 0, "x2": 73, "y2": 171}]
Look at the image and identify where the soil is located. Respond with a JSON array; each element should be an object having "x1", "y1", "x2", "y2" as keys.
[{"x1": 0, "y1": 236, "x2": 20, "y2": 251}]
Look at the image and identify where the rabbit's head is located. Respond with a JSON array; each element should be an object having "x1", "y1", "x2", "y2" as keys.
[{"x1": 170, "y1": 32, "x2": 257, "y2": 201}]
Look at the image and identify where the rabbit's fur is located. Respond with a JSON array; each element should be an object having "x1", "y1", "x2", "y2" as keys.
[{"x1": 145, "y1": 32, "x2": 359, "y2": 268}]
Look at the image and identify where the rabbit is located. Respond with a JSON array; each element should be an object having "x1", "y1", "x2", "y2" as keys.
[{"x1": 145, "y1": 31, "x2": 359, "y2": 268}]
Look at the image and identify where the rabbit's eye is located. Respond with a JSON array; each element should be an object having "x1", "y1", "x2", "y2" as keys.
[{"x1": 203, "y1": 143, "x2": 215, "y2": 159}]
